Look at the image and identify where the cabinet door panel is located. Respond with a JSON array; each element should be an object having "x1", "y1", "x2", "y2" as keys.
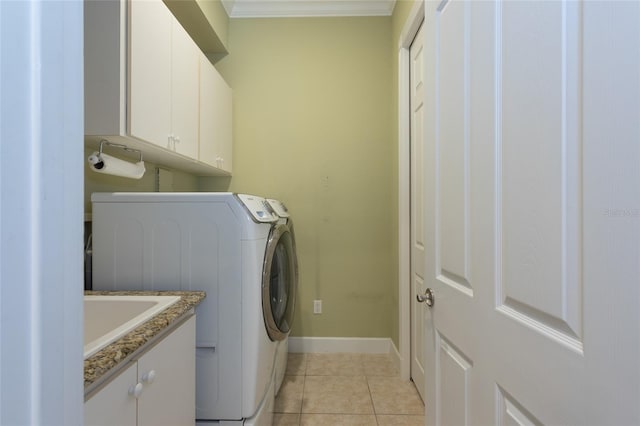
[
  {"x1": 198, "y1": 55, "x2": 218, "y2": 167},
  {"x1": 199, "y1": 54, "x2": 232, "y2": 173},
  {"x1": 215, "y1": 71, "x2": 232, "y2": 173},
  {"x1": 171, "y1": 20, "x2": 199, "y2": 159},
  {"x1": 129, "y1": 0, "x2": 172, "y2": 148},
  {"x1": 85, "y1": 362, "x2": 137, "y2": 426},
  {"x1": 137, "y1": 317, "x2": 196, "y2": 426}
]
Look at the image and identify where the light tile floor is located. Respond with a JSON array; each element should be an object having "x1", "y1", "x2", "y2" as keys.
[{"x1": 274, "y1": 353, "x2": 424, "y2": 426}]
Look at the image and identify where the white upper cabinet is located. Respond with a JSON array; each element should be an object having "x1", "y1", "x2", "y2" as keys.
[
  {"x1": 129, "y1": 0, "x2": 172, "y2": 149},
  {"x1": 169, "y1": 19, "x2": 200, "y2": 159},
  {"x1": 199, "y1": 53, "x2": 232, "y2": 173},
  {"x1": 85, "y1": 0, "x2": 231, "y2": 176}
]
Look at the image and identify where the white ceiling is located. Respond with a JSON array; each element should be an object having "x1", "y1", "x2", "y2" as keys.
[{"x1": 221, "y1": 0, "x2": 397, "y2": 18}]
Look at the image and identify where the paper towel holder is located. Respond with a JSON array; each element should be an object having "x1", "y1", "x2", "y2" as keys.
[
  {"x1": 88, "y1": 139, "x2": 146, "y2": 179},
  {"x1": 96, "y1": 139, "x2": 143, "y2": 163}
]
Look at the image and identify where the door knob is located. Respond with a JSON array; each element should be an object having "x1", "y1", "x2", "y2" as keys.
[{"x1": 416, "y1": 288, "x2": 434, "y2": 307}]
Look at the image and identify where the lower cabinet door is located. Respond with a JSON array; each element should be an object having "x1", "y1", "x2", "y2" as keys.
[
  {"x1": 137, "y1": 316, "x2": 196, "y2": 426},
  {"x1": 85, "y1": 362, "x2": 137, "y2": 426}
]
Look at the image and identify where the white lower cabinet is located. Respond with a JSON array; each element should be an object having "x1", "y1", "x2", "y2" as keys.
[
  {"x1": 85, "y1": 362, "x2": 137, "y2": 426},
  {"x1": 85, "y1": 316, "x2": 196, "y2": 426}
]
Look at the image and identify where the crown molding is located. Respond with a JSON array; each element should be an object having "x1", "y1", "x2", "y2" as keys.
[{"x1": 222, "y1": 0, "x2": 396, "y2": 18}]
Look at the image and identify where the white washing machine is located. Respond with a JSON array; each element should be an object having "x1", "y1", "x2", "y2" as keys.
[
  {"x1": 265, "y1": 198, "x2": 298, "y2": 396},
  {"x1": 91, "y1": 192, "x2": 298, "y2": 425}
]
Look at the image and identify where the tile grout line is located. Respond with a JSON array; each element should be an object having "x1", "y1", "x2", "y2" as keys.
[
  {"x1": 361, "y1": 354, "x2": 379, "y2": 425},
  {"x1": 366, "y1": 374, "x2": 381, "y2": 426},
  {"x1": 300, "y1": 354, "x2": 309, "y2": 424}
]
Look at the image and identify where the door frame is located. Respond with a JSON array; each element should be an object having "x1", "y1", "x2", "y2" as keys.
[
  {"x1": 398, "y1": 0, "x2": 425, "y2": 382},
  {"x1": 0, "y1": 1, "x2": 84, "y2": 423}
]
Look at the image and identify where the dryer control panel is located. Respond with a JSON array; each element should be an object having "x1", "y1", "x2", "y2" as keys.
[
  {"x1": 236, "y1": 194, "x2": 278, "y2": 223},
  {"x1": 266, "y1": 199, "x2": 290, "y2": 218}
]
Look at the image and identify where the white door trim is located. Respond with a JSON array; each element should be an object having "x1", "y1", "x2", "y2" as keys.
[
  {"x1": 0, "y1": 1, "x2": 84, "y2": 423},
  {"x1": 398, "y1": 0, "x2": 425, "y2": 382}
]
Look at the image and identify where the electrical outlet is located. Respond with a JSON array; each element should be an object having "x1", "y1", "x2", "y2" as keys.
[{"x1": 313, "y1": 300, "x2": 322, "y2": 314}]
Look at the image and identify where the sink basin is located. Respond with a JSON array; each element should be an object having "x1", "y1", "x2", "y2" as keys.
[{"x1": 84, "y1": 295, "x2": 180, "y2": 359}]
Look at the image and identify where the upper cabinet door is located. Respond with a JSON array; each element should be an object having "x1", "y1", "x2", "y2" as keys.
[
  {"x1": 171, "y1": 20, "x2": 200, "y2": 160},
  {"x1": 199, "y1": 54, "x2": 232, "y2": 173},
  {"x1": 215, "y1": 71, "x2": 233, "y2": 173},
  {"x1": 128, "y1": 0, "x2": 172, "y2": 149}
]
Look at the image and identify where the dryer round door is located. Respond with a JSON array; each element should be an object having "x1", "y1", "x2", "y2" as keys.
[{"x1": 262, "y1": 223, "x2": 298, "y2": 341}]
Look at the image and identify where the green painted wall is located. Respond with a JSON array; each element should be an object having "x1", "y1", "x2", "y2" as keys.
[
  {"x1": 84, "y1": 8, "x2": 421, "y2": 343},
  {"x1": 204, "y1": 17, "x2": 395, "y2": 338}
]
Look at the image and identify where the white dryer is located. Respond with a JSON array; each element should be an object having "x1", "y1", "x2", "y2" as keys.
[
  {"x1": 265, "y1": 198, "x2": 299, "y2": 395},
  {"x1": 91, "y1": 192, "x2": 298, "y2": 425}
]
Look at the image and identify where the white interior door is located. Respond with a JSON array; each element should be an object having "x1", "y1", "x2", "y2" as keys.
[
  {"x1": 420, "y1": 1, "x2": 640, "y2": 424},
  {"x1": 410, "y1": 21, "x2": 427, "y2": 402}
]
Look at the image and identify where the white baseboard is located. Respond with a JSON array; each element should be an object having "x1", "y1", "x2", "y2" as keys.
[{"x1": 288, "y1": 337, "x2": 393, "y2": 354}]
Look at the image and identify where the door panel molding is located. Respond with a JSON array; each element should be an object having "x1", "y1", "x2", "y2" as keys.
[
  {"x1": 436, "y1": 333, "x2": 472, "y2": 426},
  {"x1": 436, "y1": 271, "x2": 473, "y2": 297},
  {"x1": 436, "y1": 0, "x2": 474, "y2": 296},
  {"x1": 496, "y1": 385, "x2": 543, "y2": 426},
  {"x1": 493, "y1": 0, "x2": 584, "y2": 353}
]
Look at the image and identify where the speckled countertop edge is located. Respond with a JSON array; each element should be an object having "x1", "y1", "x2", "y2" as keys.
[{"x1": 84, "y1": 290, "x2": 206, "y2": 390}]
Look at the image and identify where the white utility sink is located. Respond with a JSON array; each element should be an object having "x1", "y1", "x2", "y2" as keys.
[{"x1": 84, "y1": 295, "x2": 180, "y2": 359}]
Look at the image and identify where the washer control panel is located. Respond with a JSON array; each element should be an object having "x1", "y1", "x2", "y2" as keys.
[
  {"x1": 266, "y1": 199, "x2": 290, "y2": 218},
  {"x1": 236, "y1": 194, "x2": 278, "y2": 223}
]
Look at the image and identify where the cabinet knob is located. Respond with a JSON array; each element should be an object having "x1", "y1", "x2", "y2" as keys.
[
  {"x1": 128, "y1": 382, "x2": 143, "y2": 399},
  {"x1": 141, "y1": 370, "x2": 157, "y2": 384}
]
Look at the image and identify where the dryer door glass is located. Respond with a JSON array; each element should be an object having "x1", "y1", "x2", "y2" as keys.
[{"x1": 262, "y1": 224, "x2": 298, "y2": 341}]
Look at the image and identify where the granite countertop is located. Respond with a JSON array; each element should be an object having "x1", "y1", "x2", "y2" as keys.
[{"x1": 84, "y1": 290, "x2": 206, "y2": 390}]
